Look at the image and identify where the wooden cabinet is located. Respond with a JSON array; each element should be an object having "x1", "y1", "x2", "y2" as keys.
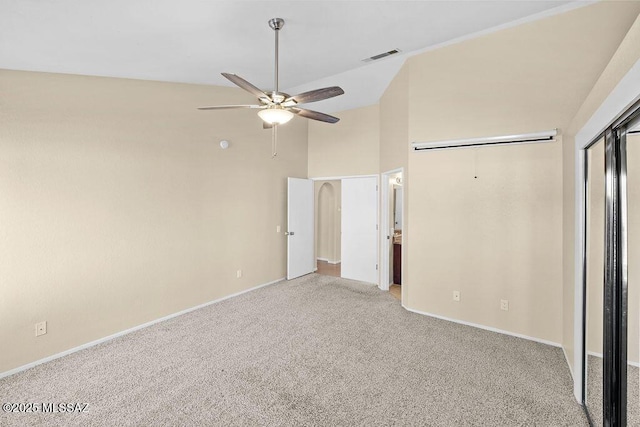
[{"x1": 393, "y1": 243, "x2": 402, "y2": 285}]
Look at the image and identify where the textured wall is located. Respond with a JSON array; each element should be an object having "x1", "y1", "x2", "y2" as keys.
[
  {"x1": 308, "y1": 105, "x2": 380, "y2": 178},
  {"x1": 0, "y1": 70, "x2": 308, "y2": 373},
  {"x1": 404, "y1": 2, "x2": 640, "y2": 344}
]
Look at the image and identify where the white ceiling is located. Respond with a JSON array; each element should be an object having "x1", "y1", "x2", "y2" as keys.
[{"x1": 0, "y1": 0, "x2": 588, "y2": 113}]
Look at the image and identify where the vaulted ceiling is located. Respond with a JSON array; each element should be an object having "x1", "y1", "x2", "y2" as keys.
[{"x1": 0, "y1": 1, "x2": 587, "y2": 112}]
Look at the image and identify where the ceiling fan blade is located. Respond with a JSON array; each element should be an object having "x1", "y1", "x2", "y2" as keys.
[
  {"x1": 263, "y1": 122, "x2": 273, "y2": 129},
  {"x1": 221, "y1": 73, "x2": 270, "y2": 101},
  {"x1": 197, "y1": 105, "x2": 263, "y2": 110},
  {"x1": 283, "y1": 86, "x2": 344, "y2": 106},
  {"x1": 291, "y1": 108, "x2": 340, "y2": 124}
]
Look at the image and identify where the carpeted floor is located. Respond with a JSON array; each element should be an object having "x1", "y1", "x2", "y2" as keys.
[
  {"x1": 585, "y1": 355, "x2": 639, "y2": 426},
  {"x1": 0, "y1": 274, "x2": 587, "y2": 426}
]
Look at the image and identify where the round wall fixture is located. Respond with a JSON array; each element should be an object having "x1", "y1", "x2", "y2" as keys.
[{"x1": 220, "y1": 140, "x2": 229, "y2": 149}]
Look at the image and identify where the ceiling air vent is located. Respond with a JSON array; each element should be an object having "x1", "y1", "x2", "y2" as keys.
[{"x1": 362, "y1": 49, "x2": 401, "y2": 63}]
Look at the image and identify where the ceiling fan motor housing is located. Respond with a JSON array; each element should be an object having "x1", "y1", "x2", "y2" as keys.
[
  {"x1": 197, "y1": 16, "x2": 343, "y2": 127},
  {"x1": 269, "y1": 18, "x2": 285, "y2": 31}
]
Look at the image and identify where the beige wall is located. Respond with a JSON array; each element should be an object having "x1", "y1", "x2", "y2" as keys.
[
  {"x1": 308, "y1": 104, "x2": 380, "y2": 178},
  {"x1": 380, "y1": 65, "x2": 409, "y2": 175},
  {"x1": 407, "y1": 142, "x2": 564, "y2": 342},
  {"x1": 404, "y1": 1, "x2": 640, "y2": 344},
  {"x1": 0, "y1": 70, "x2": 308, "y2": 373},
  {"x1": 315, "y1": 180, "x2": 341, "y2": 263},
  {"x1": 567, "y1": 14, "x2": 640, "y2": 138},
  {"x1": 563, "y1": 10, "x2": 640, "y2": 373}
]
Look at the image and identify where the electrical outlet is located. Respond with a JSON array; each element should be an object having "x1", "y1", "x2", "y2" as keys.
[
  {"x1": 453, "y1": 291, "x2": 460, "y2": 302},
  {"x1": 35, "y1": 321, "x2": 47, "y2": 337},
  {"x1": 236, "y1": 270, "x2": 242, "y2": 278},
  {"x1": 276, "y1": 225, "x2": 281, "y2": 233},
  {"x1": 500, "y1": 299, "x2": 509, "y2": 311}
]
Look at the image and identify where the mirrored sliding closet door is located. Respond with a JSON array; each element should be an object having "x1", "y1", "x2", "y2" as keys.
[{"x1": 583, "y1": 105, "x2": 640, "y2": 426}]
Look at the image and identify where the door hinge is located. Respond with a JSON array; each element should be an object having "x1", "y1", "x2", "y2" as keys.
[
  {"x1": 376, "y1": 185, "x2": 378, "y2": 191},
  {"x1": 376, "y1": 224, "x2": 378, "y2": 230},
  {"x1": 376, "y1": 264, "x2": 378, "y2": 270}
]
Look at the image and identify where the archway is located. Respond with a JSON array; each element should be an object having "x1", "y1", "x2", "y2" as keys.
[{"x1": 316, "y1": 181, "x2": 341, "y2": 276}]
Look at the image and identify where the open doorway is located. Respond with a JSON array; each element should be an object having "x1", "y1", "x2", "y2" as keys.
[
  {"x1": 381, "y1": 169, "x2": 404, "y2": 301},
  {"x1": 312, "y1": 175, "x2": 379, "y2": 285},
  {"x1": 314, "y1": 180, "x2": 341, "y2": 277}
]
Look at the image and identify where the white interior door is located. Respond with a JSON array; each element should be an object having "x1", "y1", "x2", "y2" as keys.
[
  {"x1": 287, "y1": 177, "x2": 314, "y2": 280},
  {"x1": 341, "y1": 177, "x2": 378, "y2": 284}
]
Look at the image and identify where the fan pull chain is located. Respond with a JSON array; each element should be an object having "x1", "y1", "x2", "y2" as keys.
[{"x1": 272, "y1": 125, "x2": 278, "y2": 158}]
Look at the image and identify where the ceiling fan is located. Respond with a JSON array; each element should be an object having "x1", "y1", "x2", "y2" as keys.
[{"x1": 198, "y1": 18, "x2": 345, "y2": 156}]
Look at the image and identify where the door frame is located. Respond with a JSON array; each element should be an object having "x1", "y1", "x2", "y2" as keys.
[
  {"x1": 380, "y1": 168, "x2": 404, "y2": 299},
  {"x1": 310, "y1": 174, "x2": 380, "y2": 287},
  {"x1": 574, "y1": 59, "x2": 640, "y2": 405}
]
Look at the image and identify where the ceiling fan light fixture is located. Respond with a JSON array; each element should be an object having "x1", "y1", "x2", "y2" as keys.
[
  {"x1": 258, "y1": 106, "x2": 294, "y2": 125},
  {"x1": 198, "y1": 16, "x2": 343, "y2": 144}
]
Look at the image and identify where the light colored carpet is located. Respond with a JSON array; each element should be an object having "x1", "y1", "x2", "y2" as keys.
[{"x1": 0, "y1": 274, "x2": 587, "y2": 426}]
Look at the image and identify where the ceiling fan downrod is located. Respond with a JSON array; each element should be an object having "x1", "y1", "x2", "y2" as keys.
[
  {"x1": 196, "y1": 16, "x2": 343, "y2": 142},
  {"x1": 269, "y1": 18, "x2": 285, "y2": 96}
]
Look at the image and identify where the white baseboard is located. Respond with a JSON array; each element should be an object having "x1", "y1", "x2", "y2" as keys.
[
  {"x1": 563, "y1": 346, "x2": 574, "y2": 380},
  {"x1": 401, "y1": 305, "x2": 562, "y2": 348},
  {"x1": 587, "y1": 351, "x2": 640, "y2": 368},
  {"x1": 317, "y1": 258, "x2": 341, "y2": 265},
  {"x1": 0, "y1": 277, "x2": 285, "y2": 380}
]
